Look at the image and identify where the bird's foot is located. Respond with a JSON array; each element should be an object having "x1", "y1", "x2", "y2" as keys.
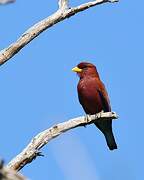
[
  {"x1": 95, "y1": 110, "x2": 104, "y2": 119},
  {"x1": 84, "y1": 114, "x2": 91, "y2": 127},
  {"x1": 85, "y1": 114, "x2": 91, "y2": 124},
  {"x1": 100, "y1": 110, "x2": 104, "y2": 114},
  {"x1": 100, "y1": 110, "x2": 104, "y2": 118}
]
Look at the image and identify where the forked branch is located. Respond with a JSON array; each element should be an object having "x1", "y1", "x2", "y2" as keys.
[{"x1": 0, "y1": 0, "x2": 118, "y2": 65}]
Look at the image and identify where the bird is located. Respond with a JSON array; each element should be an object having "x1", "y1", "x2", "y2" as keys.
[{"x1": 72, "y1": 62, "x2": 117, "y2": 150}]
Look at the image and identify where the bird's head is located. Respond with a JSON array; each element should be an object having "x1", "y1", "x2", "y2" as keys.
[{"x1": 72, "y1": 62, "x2": 100, "y2": 79}]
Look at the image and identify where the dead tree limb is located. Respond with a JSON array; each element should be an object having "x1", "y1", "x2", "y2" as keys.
[
  {"x1": 0, "y1": 0, "x2": 118, "y2": 65},
  {"x1": 7, "y1": 112, "x2": 118, "y2": 171}
]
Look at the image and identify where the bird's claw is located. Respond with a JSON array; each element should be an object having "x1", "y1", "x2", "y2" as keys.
[
  {"x1": 84, "y1": 114, "x2": 91, "y2": 127},
  {"x1": 100, "y1": 110, "x2": 104, "y2": 118},
  {"x1": 85, "y1": 114, "x2": 91, "y2": 123},
  {"x1": 95, "y1": 110, "x2": 104, "y2": 119}
]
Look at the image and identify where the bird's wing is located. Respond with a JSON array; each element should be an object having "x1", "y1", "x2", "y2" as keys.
[
  {"x1": 97, "y1": 82, "x2": 111, "y2": 112},
  {"x1": 78, "y1": 92, "x2": 83, "y2": 106}
]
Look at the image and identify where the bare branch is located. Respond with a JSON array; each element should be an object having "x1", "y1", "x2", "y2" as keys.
[
  {"x1": 7, "y1": 112, "x2": 118, "y2": 171},
  {"x1": 0, "y1": 0, "x2": 118, "y2": 65},
  {"x1": 0, "y1": 0, "x2": 15, "y2": 4}
]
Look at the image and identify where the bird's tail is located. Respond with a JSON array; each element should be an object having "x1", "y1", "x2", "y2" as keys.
[{"x1": 104, "y1": 130, "x2": 117, "y2": 150}]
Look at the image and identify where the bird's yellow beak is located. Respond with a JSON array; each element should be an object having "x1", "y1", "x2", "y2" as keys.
[{"x1": 72, "y1": 66, "x2": 82, "y2": 73}]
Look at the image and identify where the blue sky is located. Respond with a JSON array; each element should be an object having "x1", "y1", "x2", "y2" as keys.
[{"x1": 0, "y1": 0, "x2": 143, "y2": 179}]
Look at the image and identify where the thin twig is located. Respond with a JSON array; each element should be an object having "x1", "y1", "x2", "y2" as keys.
[
  {"x1": 7, "y1": 112, "x2": 118, "y2": 171},
  {"x1": 0, "y1": 0, "x2": 118, "y2": 65},
  {"x1": 58, "y1": 0, "x2": 69, "y2": 10}
]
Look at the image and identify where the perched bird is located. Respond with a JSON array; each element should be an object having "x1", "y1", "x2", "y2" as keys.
[{"x1": 72, "y1": 62, "x2": 117, "y2": 150}]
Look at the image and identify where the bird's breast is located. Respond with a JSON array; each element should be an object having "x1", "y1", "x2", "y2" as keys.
[{"x1": 77, "y1": 77, "x2": 103, "y2": 114}]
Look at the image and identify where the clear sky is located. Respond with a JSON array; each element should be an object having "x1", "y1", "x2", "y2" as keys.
[{"x1": 0, "y1": 0, "x2": 143, "y2": 180}]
